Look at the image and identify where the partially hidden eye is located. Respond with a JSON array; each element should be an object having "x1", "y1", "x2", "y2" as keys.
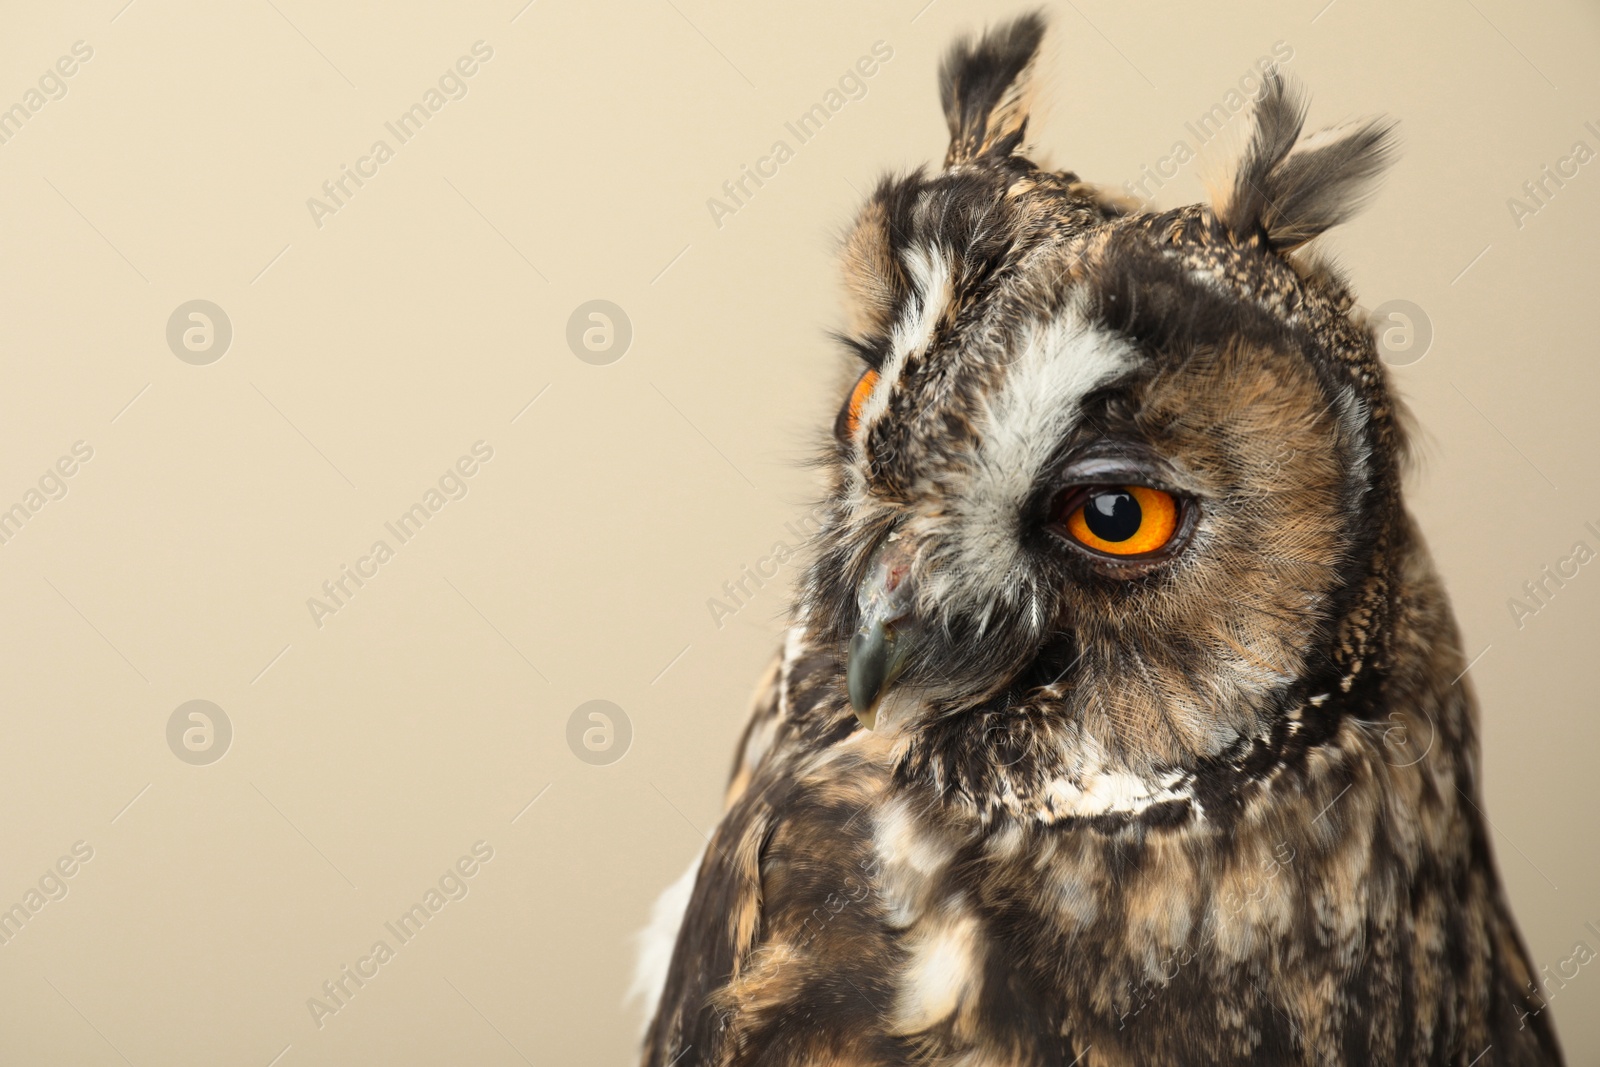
[
  {"x1": 842, "y1": 368, "x2": 879, "y2": 438},
  {"x1": 1060, "y1": 485, "x2": 1180, "y2": 558}
]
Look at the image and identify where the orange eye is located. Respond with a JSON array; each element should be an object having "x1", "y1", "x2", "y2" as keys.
[
  {"x1": 844, "y1": 369, "x2": 879, "y2": 437},
  {"x1": 1063, "y1": 485, "x2": 1180, "y2": 557}
]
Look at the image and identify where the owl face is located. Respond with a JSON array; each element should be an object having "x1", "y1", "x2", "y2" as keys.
[{"x1": 800, "y1": 17, "x2": 1401, "y2": 788}]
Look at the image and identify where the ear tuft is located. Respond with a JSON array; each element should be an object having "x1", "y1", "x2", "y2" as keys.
[
  {"x1": 1218, "y1": 72, "x2": 1398, "y2": 251},
  {"x1": 939, "y1": 12, "x2": 1047, "y2": 167}
]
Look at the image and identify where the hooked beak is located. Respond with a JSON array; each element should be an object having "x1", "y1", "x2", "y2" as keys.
[{"x1": 846, "y1": 535, "x2": 919, "y2": 730}]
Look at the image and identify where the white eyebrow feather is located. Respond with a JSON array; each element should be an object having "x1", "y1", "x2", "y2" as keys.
[{"x1": 919, "y1": 300, "x2": 1135, "y2": 625}]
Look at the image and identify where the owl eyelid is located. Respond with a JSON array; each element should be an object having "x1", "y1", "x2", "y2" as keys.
[
  {"x1": 837, "y1": 336, "x2": 886, "y2": 371},
  {"x1": 1048, "y1": 467, "x2": 1188, "y2": 503},
  {"x1": 1046, "y1": 450, "x2": 1204, "y2": 501}
]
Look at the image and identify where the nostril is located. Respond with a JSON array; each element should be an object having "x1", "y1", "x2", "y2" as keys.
[{"x1": 856, "y1": 533, "x2": 919, "y2": 627}]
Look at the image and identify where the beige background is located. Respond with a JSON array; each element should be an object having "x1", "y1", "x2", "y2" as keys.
[{"x1": 0, "y1": 0, "x2": 1594, "y2": 1063}]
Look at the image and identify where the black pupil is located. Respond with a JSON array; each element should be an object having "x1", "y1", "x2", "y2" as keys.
[{"x1": 1083, "y1": 489, "x2": 1142, "y2": 542}]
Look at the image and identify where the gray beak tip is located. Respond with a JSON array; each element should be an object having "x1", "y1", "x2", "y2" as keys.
[
  {"x1": 847, "y1": 621, "x2": 900, "y2": 731},
  {"x1": 846, "y1": 534, "x2": 920, "y2": 732}
]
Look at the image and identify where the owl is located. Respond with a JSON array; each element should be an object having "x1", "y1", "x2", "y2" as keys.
[{"x1": 635, "y1": 14, "x2": 1563, "y2": 1066}]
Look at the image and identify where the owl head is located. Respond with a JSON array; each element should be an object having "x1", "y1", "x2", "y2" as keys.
[{"x1": 800, "y1": 14, "x2": 1405, "y2": 812}]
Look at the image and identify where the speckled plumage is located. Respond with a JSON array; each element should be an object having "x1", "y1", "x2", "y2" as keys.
[{"x1": 639, "y1": 15, "x2": 1562, "y2": 1066}]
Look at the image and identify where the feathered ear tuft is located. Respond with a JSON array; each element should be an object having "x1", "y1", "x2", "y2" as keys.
[
  {"x1": 1218, "y1": 72, "x2": 1398, "y2": 251},
  {"x1": 939, "y1": 12, "x2": 1047, "y2": 167}
]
